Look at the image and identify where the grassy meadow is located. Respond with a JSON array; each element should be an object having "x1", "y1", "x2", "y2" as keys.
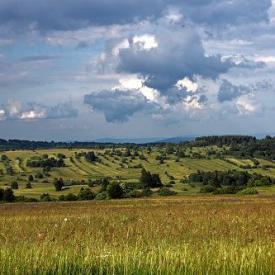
[
  {"x1": 1, "y1": 146, "x2": 275, "y2": 199},
  {"x1": 0, "y1": 196, "x2": 274, "y2": 274}
]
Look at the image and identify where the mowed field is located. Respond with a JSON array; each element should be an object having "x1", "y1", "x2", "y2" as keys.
[
  {"x1": 1, "y1": 147, "x2": 275, "y2": 198},
  {"x1": 0, "y1": 196, "x2": 274, "y2": 274}
]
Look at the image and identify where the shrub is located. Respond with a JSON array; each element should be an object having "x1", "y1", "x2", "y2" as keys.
[
  {"x1": 107, "y1": 182, "x2": 124, "y2": 199},
  {"x1": 3, "y1": 188, "x2": 15, "y2": 202},
  {"x1": 28, "y1": 175, "x2": 34, "y2": 182},
  {"x1": 40, "y1": 193, "x2": 52, "y2": 202},
  {"x1": 139, "y1": 188, "x2": 152, "y2": 197},
  {"x1": 126, "y1": 190, "x2": 143, "y2": 198},
  {"x1": 1, "y1": 154, "x2": 8, "y2": 161},
  {"x1": 16, "y1": 196, "x2": 38, "y2": 202},
  {"x1": 200, "y1": 185, "x2": 216, "y2": 193},
  {"x1": 11, "y1": 181, "x2": 19, "y2": 190},
  {"x1": 25, "y1": 182, "x2": 32, "y2": 189},
  {"x1": 95, "y1": 192, "x2": 108, "y2": 200},
  {"x1": 159, "y1": 187, "x2": 177, "y2": 196},
  {"x1": 78, "y1": 188, "x2": 95, "y2": 200},
  {"x1": 59, "y1": 193, "x2": 78, "y2": 201},
  {"x1": 57, "y1": 153, "x2": 66, "y2": 159},
  {"x1": 213, "y1": 186, "x2": 241, "y2": 195},
  {"x1": 238, "y1": 188, "x2": 259, "y2": 195},
  {"x1": 100, "y1": 178, "x2": 110, "y2": 191}
]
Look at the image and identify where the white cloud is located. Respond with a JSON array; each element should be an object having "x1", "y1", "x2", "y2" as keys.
[
  {"x1": 176, "y1": 77, "x2": 198, "y2": 93},
  {"x1": 183, "y1": 95, "x2": 204, "y2": 110},
  {"x1": 0, "y1": 109, "x2": 5, "y2": 120},
  {"x1": 114, "y1": 74, "x2": 165, "y2": 105},
  {"x1": 19, "y1": 110, "x2": 46, "y2": 120},
  {"x1": 0, "y1": 101, "x2": 78, "y2": 121},
  {"x1": 132, "y1": 34, "x2": 158, "y2": 50},
  {"x1": 117, "y1": 75, "x2": 143, "y2": 90},
  {"x1": 254, "y1": 55, "x2": 275, "y2": 63},
  {"x1": 236, "y1": 95, "x2": 260, "y2": 115}
]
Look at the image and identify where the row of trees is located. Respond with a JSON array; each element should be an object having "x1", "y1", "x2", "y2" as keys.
[
  {"x1": 27, "y1": 157, "x2": 65, "y2": 168},
  {"x1": 53, "y1": 168, "x2": 164, "y2": 201},
  {"x1": 187, "y1": 170, "x2": 274, "y2": 194}
]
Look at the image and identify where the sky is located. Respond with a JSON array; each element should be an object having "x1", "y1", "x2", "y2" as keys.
[{"x1": 1, "y1": 0, "x2": 275, "y2": 141}]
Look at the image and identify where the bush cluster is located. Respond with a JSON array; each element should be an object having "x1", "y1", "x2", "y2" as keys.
[{"x1": 188, "y1": 170, "x2": 274, "y2": 194}]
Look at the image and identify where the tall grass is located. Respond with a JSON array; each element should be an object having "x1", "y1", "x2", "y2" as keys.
[{"x1": 0, "y1": 196, "x2": 274, "y2": 274}]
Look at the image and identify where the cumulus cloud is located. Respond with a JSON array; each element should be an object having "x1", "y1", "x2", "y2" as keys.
[
  {"x1": 1, "y1": 0, "x2": 275, "y2": 136},
  {"x1": 116, "y1": 27, "x2": 232, "y2": 92},
  {"x1": 84, "y1": 20, "x2": 238, "y2": 123},
  {"x1": 84, "y1": 90, "x2": 151, "y2": 122},
  {"x1": 0, "y1": 101, "x2": 78, "y2": 121}
]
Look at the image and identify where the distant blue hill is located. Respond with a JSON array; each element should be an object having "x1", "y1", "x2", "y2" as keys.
[
  {"x1": 94, "y1": 137, "x2": 163, "y2": 144},
  {"x1": 94, "y1": 136, "x2": 195, "y2": 144},
  {"x1": 156, "y1": 136, "x2": 195, "y2": 144}
]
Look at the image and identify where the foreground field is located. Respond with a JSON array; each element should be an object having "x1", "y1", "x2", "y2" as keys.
[{"x1": 0, "y1": 196, "x2": 274, "y2": 274}]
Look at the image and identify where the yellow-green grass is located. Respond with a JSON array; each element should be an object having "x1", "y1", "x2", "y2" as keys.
[
  {"x1": 256, "y1": 158, "x2": 275, "y2": 167},
  {"x1": 13, "y1": 183, "x2": 89, "y2": 199},
  {"x1": 0, "y1": 196, "x2": 274, "y2": 274},
  {"x1": 226, "y1": 158, "x2": 255, "y2": 167}
]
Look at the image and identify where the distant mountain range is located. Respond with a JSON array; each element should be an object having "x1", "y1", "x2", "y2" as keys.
[{"x1": 94, "y1": 136, "x2": 195, "y2": 144}]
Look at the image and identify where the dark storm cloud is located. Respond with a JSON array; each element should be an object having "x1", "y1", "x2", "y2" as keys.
[
  {"x1": 217, "y1": 80, "x2": 249, "y2": 102},
  {"x1": 84, "y1": 90, "x2": 150, "y2": 122},
  {"x1": 117, "y1": 28, "x2": 232, "y2": 93},
  {"x1": 0, "y1": 0, "x2": 271, "y2": 33},
  {"x1": 177, "y1": 0, "x2": 272, "y2": 26},
  {"x1": 0, "y1": 0, "x2": 165, "y2": 32},
  {"x1": 217, "y1": 79, "x2": 273, "y2": 103}
]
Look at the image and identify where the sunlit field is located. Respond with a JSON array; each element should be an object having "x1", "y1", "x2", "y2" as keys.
[
  {"x1": 1, "y1": 147, "x2": 275, "y2": 199},
  {"x1": 0, "y1": 196, "x2": 274, "y2": 274}
]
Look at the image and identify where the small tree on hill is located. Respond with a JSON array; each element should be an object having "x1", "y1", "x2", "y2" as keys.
[
  {"x1": 85, "y1": 151, "x2": 97, "y2": 163},
  {"x1": 53, "y1": 178, "x2": 64, "y2": 191},
  {"x1": 140, "y1": 168, "x2": 163, "y2": 188}
]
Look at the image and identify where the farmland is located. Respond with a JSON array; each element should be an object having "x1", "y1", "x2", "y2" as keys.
[{"x1": 1, "y1": 145, "x2": 275, "y2": 199}]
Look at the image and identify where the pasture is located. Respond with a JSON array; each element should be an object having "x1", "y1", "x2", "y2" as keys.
[{"x1": 1, "y1": 146, "x2": 275, "y2": 199}]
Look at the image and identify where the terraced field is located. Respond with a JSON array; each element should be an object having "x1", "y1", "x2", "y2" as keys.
[{"x1": 1, "y1": 147, "x2": 275, "y2": 198}]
